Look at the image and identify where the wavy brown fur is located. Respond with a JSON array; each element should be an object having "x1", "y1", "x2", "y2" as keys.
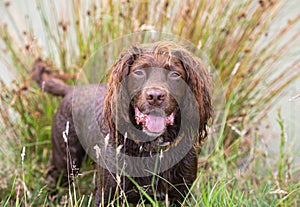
[
  {"x1": 104, "y1": 41, "x2": 212, "y2": 146},
  {"x1": 32, "y1": 41, "x2": 212, "y2": 206}
]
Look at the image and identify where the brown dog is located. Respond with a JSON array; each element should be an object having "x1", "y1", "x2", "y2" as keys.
[{"x1": 32, "y1": 41, "x2": 212, "y2": 206}]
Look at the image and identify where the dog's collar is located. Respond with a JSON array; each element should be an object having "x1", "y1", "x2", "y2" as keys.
[{"x1": 136, "y1": 133, "x2": 184, "y2": 154}]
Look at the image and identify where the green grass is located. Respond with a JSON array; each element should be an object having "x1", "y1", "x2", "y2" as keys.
[{"x1": 1, "y1": 0, "x2": 300, "y2": 206}]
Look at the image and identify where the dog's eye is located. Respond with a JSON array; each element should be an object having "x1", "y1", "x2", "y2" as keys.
[
  {"x1": 133, "y1": 70, "x2": 145, "y2": 76},
  {"x1": 169, "y1": 72, "x2": 181, "y2": 79}
]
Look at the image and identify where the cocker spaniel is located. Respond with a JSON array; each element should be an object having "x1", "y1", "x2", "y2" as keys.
[{"x1": 32, "y1": 41, "x2": 212, "y2": 206}]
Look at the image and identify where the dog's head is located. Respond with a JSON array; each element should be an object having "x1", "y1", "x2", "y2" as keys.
[{"x1": 103, "y1": 41, "x2": 212, "y2": 146}]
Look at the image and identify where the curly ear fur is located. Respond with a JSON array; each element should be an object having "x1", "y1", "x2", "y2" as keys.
[
  {"x1": 103, "y1": 46, "x2": 141, "y2": 139},
  {"x1": 173, "y1": 49, "x2": 212, "y2": 145}
]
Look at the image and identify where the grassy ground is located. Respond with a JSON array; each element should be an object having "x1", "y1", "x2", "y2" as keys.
[{"x1": 0, "y1": 0, "x2": 300, "y2": 206}]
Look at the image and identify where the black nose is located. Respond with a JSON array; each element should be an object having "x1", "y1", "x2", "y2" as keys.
[{"x1": 145, "y1": 88, "x2": 166, "y2": 106}]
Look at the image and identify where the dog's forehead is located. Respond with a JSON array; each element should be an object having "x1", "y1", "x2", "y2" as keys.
[{"x1": 133, "y1": 53, "x2": 182, "y2": 68}]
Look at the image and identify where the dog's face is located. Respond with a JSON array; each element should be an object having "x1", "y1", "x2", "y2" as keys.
[
  {"x1": 104, "y1": 42, "x2": 212, "y2": 146},
  {"x1": 127, "y1": 54, "x2": 187, "y2": 136}
]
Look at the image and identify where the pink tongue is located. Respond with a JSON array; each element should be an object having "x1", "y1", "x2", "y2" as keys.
[{"x1": 146, "y1": 115, "x2": 165, "y2": 133}]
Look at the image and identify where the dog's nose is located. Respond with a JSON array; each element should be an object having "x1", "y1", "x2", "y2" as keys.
[{"x1": 146, "y1": 88, "x2": 166, "y2": 106}]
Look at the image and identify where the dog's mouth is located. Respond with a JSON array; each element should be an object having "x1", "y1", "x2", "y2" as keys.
[{"x1": 134, "y1": 107, "x2": 175, "y2": 136}]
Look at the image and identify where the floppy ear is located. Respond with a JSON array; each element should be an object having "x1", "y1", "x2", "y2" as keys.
[
  {"x1": 103, "y1": 46, "x2": 141, "y2": 138},
  {"x1": 174, "y1": 50, "x2": 212, "y2": 145}
]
